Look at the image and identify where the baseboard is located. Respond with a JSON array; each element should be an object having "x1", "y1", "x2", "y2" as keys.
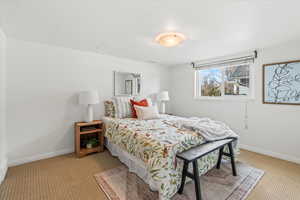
[
  {"x1": 240, "y1": 144, "x2": 300, "y2": 165},
  {"x1": 8, "y1": 148, "x2": 74, "y2": 167},
  {"x1": 0, "y1": 158, "x2": 8, "y2": 184}
]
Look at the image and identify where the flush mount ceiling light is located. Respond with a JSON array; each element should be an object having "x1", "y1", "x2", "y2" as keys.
[{"x1": 155, "y1": 32, "x2": 186, "y2": 47}]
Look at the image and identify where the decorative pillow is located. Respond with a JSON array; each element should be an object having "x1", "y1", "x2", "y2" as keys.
[
  {"x1": 133, "y1": 96, "x2": 153, "y2": 106},
  {"x1": 113, "y1": 97, "x2": 132, "y2": 118},
  {"x1": 130, "y1": 99, "x2": 148, "y2": 118},
  {"x1": 134, "y1": 105, "x2": 160, "y2": 120},
  {"x1": 104, "y1": 101, "x2": 115, "y2": 118}
]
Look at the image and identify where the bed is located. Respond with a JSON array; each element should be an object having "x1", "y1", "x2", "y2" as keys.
[{"x1": 103, "y1": 114, "x2": 237, "y2": 200}]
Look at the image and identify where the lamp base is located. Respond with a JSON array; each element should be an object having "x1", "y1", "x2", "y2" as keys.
[
  {"x1": 160, "y1": 102, "x2": 166, "y2": 114},
  {"x1": 86, "y1": 104, "x2": 93, "y2": 122}
]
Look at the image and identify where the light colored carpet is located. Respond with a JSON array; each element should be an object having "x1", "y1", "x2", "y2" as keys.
[
  {"x1": 94, "y1": 161, "x2": 264, "y2": 200},
  {"x1": 0, "y1": 150, "x2": 300, "y2": 200}
]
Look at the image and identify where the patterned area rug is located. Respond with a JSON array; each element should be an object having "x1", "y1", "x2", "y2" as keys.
[{"x1": 94, "y1": 161, "x2": 264, "y2": 200}]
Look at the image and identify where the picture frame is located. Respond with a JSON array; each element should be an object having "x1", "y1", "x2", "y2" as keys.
[{"x1": 263, "y1": 60, "x2": 300, "y2": 105}]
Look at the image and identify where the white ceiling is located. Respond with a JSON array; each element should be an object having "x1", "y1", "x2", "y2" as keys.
[{"x1": 1, "y1": 0, "x2": 300, "y2": 66}]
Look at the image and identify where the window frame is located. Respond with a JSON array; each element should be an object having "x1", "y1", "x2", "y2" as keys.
[{"x1": 194, "y1": 63, "x2": 255, "y2": 101}]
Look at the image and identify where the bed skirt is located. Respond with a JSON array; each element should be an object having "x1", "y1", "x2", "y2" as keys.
[{"x1": 105, "y1": 138, "x2": 158, "y2": 191}]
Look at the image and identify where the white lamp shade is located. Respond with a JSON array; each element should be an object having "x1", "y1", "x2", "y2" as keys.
[
  {"x1": 158, "y1": 91, "x2": 170, "y2": 101},
  {"x1": 79, "y1": 90, "x2": 99, "y2": 105}
]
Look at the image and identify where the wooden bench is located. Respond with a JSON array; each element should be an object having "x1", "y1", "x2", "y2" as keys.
[{"x1": 176, "y1": 138, "x2": 237, "y2": 200}]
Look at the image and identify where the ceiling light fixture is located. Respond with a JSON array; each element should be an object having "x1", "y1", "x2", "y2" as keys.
[{"x1": 155, "y1": 32, "x2": 186, "y2": 47}]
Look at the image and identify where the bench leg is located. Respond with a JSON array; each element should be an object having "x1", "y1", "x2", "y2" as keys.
[
  {"x1": 193, "y1": 160, "x2": 202, "y2": 200},
  {"x1": 216, "y1": 146, "x2": 224, "y2": 169},
  {"x1": 178, "y1": 160, "x2": 188, "y2": 194},
  {"x1": 228, "y1": 142, "x2": 237, "y2": 176}
]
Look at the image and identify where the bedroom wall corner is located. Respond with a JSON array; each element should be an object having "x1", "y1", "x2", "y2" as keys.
[{"x1": 0, "y1": 27, "x2": 7, "y2": 184}]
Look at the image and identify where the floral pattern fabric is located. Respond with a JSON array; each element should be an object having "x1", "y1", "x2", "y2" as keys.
[
  {"x1": 104, "y1": 101, "x2": 115, "y2": 118},
  {"x1": 104, "y1": 115, "x2": 236, "y2": 200}
]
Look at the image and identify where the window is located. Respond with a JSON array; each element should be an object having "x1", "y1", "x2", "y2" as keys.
[{"x1": 195, "y1": 64, "x2": 253, "y2": 99}]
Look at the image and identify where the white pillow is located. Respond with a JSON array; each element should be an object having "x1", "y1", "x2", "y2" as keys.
[
  {"x1": 134, "y1": 105, "x2": 160, "y2": 120},
  {"x1": 112, "y1": 97, "x2": 132, "y2": 118}
]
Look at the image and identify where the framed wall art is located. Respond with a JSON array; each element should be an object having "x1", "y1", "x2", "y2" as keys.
[{"x1": 263, "y1": 60, "x2": 300, "y2": 105}]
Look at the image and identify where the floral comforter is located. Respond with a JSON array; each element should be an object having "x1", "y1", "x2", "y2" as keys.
[{"x1": 104, "y1": 115, "x2": 236, "y2": 200}]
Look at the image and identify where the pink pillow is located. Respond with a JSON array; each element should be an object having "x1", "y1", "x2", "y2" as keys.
[{"x1": 134, "y1": 105, "x2": 160, "y2": 120}]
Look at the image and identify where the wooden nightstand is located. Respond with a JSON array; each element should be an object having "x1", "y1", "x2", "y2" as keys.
[{"x1": 74, "y1": 120, "x2": 104, "y2": 158}]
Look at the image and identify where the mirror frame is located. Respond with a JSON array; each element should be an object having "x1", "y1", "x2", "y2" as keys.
[{"x1": 113, "y1": 71, "x2": 142, "y2": 96}]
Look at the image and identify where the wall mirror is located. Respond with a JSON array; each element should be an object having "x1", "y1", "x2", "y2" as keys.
[{"x1": 114, "y1": 71, "x2": 141, "y2": 96}]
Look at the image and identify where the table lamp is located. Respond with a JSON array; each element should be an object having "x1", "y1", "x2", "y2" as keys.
[
  {"x1": 79, "y1": 90, "x2": 99, "y2": 122},
  {"x1": 158, "y1": 91, "x2": 170, "y2": 114}
]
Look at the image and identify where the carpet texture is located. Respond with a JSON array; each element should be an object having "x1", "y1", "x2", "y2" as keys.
[
  {"x1": 94, "y1": 161, "x2": 264, "y2": 200},
  {"x1": 1, "y1": 150, "x2": 300, "y2": 200}
]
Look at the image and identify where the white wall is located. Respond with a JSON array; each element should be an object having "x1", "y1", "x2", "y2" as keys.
[
  {"x1": 6, "y1": 38, "x2": 169, "y2": 166},
  {"x1": 6, "y1": 36, "x2": 300, "y2": 167},
  {"x1": 170, "y1": 39, "x2": 300, "y2": 164},
  {"x1": 0, "y1": 28, "x2": 7, "y2": 183}
]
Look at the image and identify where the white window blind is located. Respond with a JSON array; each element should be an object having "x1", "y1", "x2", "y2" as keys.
[{"x1": 192, "y1": 51, "x2": 257, "y2": 70}]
